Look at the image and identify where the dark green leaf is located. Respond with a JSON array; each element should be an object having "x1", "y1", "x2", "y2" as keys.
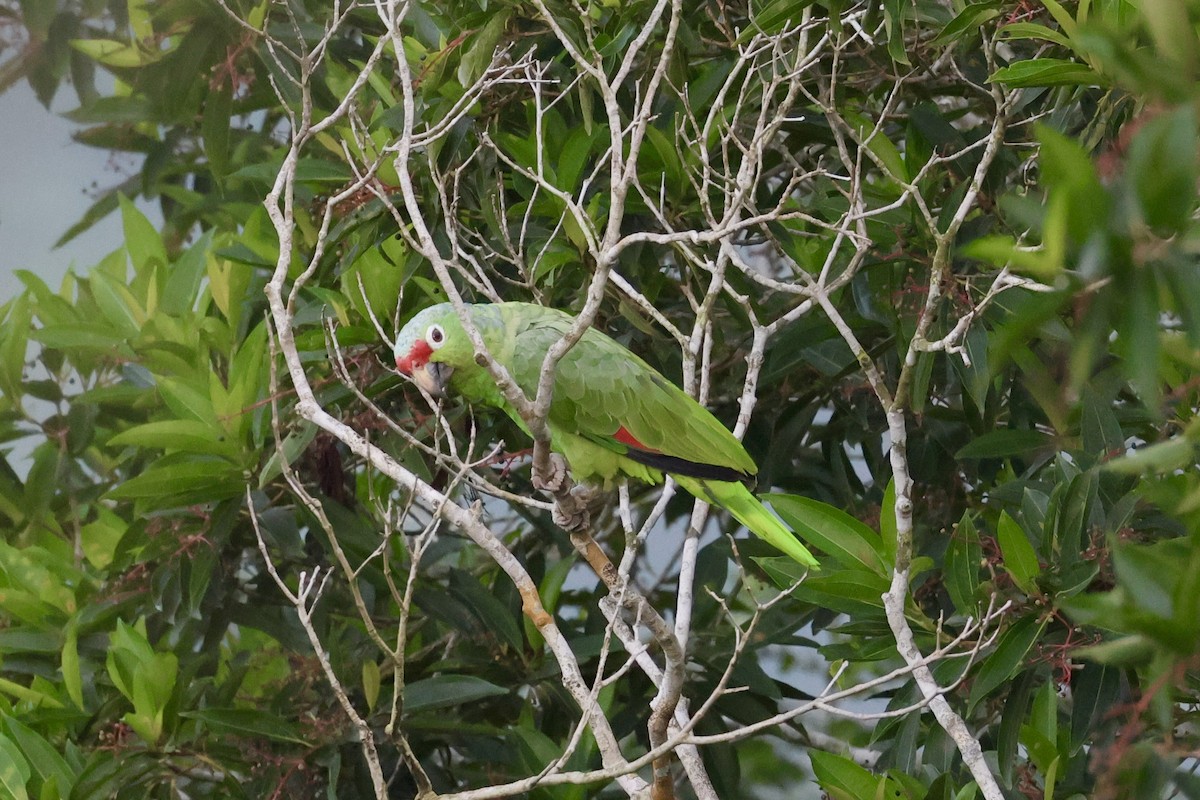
[
  {"x1": 945, "y1": 514, "x2": 983, "y2": 614},
  {"x1": 448, "y1": 569, "x2": 523, "y2": 650},
  {"x1": 180, "y1": 709, "x2": 308, "y2": 745},
  {"x1": 810, "y1": 750, "x2": 879, "y2": 799},
  {"x1": 782, "y1": 571, "x2": 891, "y2": 617},
  {"x1": 997, "y1": 21, "x2": 1073, "y2": 48},
  {"x1": 105, "y1": 459, "x2": 244, "y2": 505},
  {"x1": 1070, "y1": 662, "x2": 1120, "y2": 749},
  {"x1": 1128, "y1": 105, "x2": 1198, "y2": 234},
  {"x1": 956, "y1": 429, "x2": 1053, "y2": 459},
  {"x1": 967, "y1": 616, "x2": 1045, "y2": 713},
  {"x1": 0, "y1": 295, "x2": 32, "y2": 400},
  {"x1": 997, "y1": 669, "x2": 1035, "y2": 787},
  {"x1": 997, "y1": 511, "x2": 1041, "y2": 593},
  {"x1": 202, "y1": 78, "x2": 232, "y2": 179},
  {"x1": 989, "y1": 59, "x2": 1102, "y2": 87},
  {"x1": 769, "y1": 495, "x2": 888, "y2": 575},
  {"x1": 161, "y1": 232, "x2": 212, "y2": 315},
  {"x1": 932, "y1": 2, "x2": 1001, "y2": 46},
  {"x1": 3, "y1": 716, "x2": 74, "y2": 795},
  {"x1": 404, "y1": 675, "x2": 509, "y2": 714}
]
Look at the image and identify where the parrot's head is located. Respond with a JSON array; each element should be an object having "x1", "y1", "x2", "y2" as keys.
[{"x1": 393, "y1": 303, "x2": 469, "y2": 396}]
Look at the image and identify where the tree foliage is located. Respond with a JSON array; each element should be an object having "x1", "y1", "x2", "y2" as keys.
[{"x1": 1, "y1": 0, "x2": 1199, "y2": 798}]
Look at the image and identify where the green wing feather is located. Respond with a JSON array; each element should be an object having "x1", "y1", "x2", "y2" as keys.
[
  {"x1": 499, "y1": 304, "x2": 755, "y2": 474},
  {"x1": 675, "y1": 477, "x2": 819, "y2": 567}
]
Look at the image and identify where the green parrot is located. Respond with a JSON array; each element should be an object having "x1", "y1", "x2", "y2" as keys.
[{"x1": 393, "y1": 301, "x2": 818, "y2": 567}]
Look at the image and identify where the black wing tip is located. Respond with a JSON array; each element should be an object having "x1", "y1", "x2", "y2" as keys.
[{"x1": 623, "y1": 448, "x2": 753, "y2": 484}]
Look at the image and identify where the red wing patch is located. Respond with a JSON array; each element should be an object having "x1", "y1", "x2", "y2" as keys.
[{"x1": 614, "y1": 425, "x2": 659, "y2": 453}]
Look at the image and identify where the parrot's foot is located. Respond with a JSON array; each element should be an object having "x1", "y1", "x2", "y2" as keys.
[
  {"x1": 551, "y1": 489, "x2": 592, "y2": 533},
  {"x1": 532, "y1": 452, "x2": 571, "y2": 494}
]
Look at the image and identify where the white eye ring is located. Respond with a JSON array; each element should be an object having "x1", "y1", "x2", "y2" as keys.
[{"x1": 426, "y1": 323, "x2": 446, "y2": 349}]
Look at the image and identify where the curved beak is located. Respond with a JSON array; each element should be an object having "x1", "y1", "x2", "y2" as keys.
[{"x1": 413, "y1": 361, "x2": 453, "y2": 396}]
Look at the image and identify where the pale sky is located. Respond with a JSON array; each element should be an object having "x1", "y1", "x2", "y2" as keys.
[{"x1": 0, "y1": 80, "x2": 131, "y2": 301}]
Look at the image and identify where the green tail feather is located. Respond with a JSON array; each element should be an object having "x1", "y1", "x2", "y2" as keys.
[{"x1": 674, "y1": 476, "x2": 819, "y2": 568}]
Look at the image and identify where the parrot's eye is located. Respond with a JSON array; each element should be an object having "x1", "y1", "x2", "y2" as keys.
[{"x1": 426, "y1": 324, "x2": 446, "y2": 349}]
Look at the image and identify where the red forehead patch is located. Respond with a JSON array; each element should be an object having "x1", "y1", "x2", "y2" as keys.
[{"x1": 396, "y1": 339, "x2": 432, "y2": 375}]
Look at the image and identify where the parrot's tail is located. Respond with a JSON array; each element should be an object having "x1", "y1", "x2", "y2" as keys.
[{"x1": 674, "y1": 476, "x2": 819, "y2": 568}]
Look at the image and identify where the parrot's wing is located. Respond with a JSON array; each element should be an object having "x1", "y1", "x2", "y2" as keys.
[{"x1": 503, "y1": 309, "x2": 758, "y2": 479}]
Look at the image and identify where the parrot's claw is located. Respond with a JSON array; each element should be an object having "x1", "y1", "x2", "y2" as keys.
[
  {"x1": 551, "y1": 494, "x2": 591, "y2": 532},
  {"x1": 532, "y1": 452, "x2": 571, "y2": 494}
]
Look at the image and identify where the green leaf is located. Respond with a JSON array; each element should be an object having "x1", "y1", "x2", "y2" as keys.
[
  {"x1": 229, "y1": 159, "x2": 351, "y2": 184},
  {"x1": 844, "y1": 111, "x2": 908, "y2": 182},
  {"x1": 1080, "y1": 386, "x2": 1124, "y2": 459},
  {"x1": 945, "y1": 514, "x2": 983, "y2": 615},
  {"x1": 31, "y1": 325, "x2": 129, "y2": 352},
  {"x1": 1111, "y1": 541, "x2": 1178, "y2": 621},
  {"x1": 769, "y1": 495, "x2": 888, "y2": 576},
  {"x1": 997, "y1": 511, "x2": 1040, "y2": 593},
  {"x1": 69, "y1": 39, "x2": 161, "y2": 68},
  {"x1": 989, "y1": 59, "x2": 1101, "y2": 88},
  {"x1": 1117, "y1": 270, "x2": 1161, "y2": 408},
  {"x1": 1127, "y1": 102, "x2": 1197, "y2": 234},
  {"x1": 952, "y1": 326, "x2": 992, "y2": 411},
  {"x1": 1037, "y1": 0, "x2": 1079, "y2": 38},
  {"x1": 1029, "y1": 676, "x2": 1058, "y2": 755},
  {"x1": 1103, "y1": 438, "x2": 1194, "y2": 474},
  {"x1": 341, "y1": 239, "x2": 405, "y2": 330},
  {"x1": 1053, "y1": 470, "x2": 1096, "y2": 564},
  {"x1": 997, "y1": 670, "x2": 1035, "y2": 787},
  {"x1": 997, "y1": 21, "x2": 1073, "y2": 49},
  {"x1": 1073, "y1": 634, "x2": 1154, "y2": 665},
  {"x1": 179, "y1": 709, "x2": 308, "y2": 746},
  {"x1": 61, "y1": 624, "x2": 84, "y2": 709},
  {"x1": 0, "y1": 677, "x2": 63, "y2": 709},
  {"x1": 161, "y1": 232, "x2": 211, "y2": 315},
  {"x1": 810, "y1": 750, "x2": 879, "y2": 799},
  {"x1": 157, "y1": 376, "x2": 219, "y2": 427},
  {"x1": 556, "y1": 127, "x2": 595, "y2": 193},
  {"x1": 119, "y1": 195, "x2": 167, "y2": 275},
  {"x1": 781, "y1": 570, "x2": 891, "y2": 617},
  {"x1": 88, "y1": 271, "x2": 143, "y2": 338},
  {"x1": 448, "y1": 570, "x2": 523, "y2": 650},
  {"x1": 79, "y1": 507, "x2": 126, "y2": 569},
  {"x1": 967, "y1": 616, "x2": 1045, "y2": 713},
  {"x1": 933, "y1": 2, "x2": 1001, "y2": 46},
  {"x1": 0, "y1": 732, "x2": 30, "y2": 800},
  {"x1": 362, "y1": 660, "x2": 381, "y2": 713},
  {"x1": 882, "y1": 0, "x2": 911, "y2": 65},
  {"x1": 456, "y1": 11, "x2": 510, "y2": 86},
  {"x1": 956, "y1": 429, "x2": 1053, "y2": 459},
  {"x1": 404, "y1": 675, "x2": 508, "y2": 714},
  {"x1": 3, "y1": 717, "x2": 74, "y2": 797},
  {"x1": 879, "y1": 479, "x2": 897, "y2": 565},
  {"x1": 105, "y1": 459, "x2": 244, "y2": 505},
  {"x1": 23, "y1": 445, "x2": 61, "y2": 522},
  {"x1": 0, "y1": 294, "x2": 32, "y2": 400},
  {"x1": 108, "y1": 420, "x2": 240, "y2": 458},
  {"x1": 744, "y1": 0, "x2": 810, "y2": 38},
  {"x1": 1070, "y1": 662, "x2": 1119, "y2": 749},
  {"x1": 202, "y1": 78, "x2": 232, "y2": 179},
  {"x1": 960, "y1": 233, "x2": 1058, "y2": 278}
]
